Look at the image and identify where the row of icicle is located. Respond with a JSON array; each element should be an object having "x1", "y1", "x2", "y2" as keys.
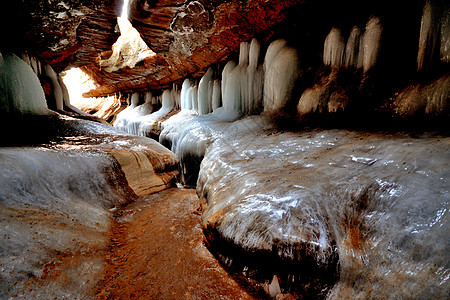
[{"x1": 114, "y1": 0, "x2": 449, "y2": 135}]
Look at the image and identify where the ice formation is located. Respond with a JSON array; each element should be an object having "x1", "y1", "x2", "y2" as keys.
[
  {"x1": 393, "y1": 74, "x2": 450, "y2": 117},
  {"x1": 344, "y1": 26, "x2": 362, "y2": 69},
  {"x1": 181, "y1": 78, "x2": 193, "y2": 110},
  {"x1": 198, "y1": 68, "x2": 214, "y2": 115},
  {"x1": 155, "y1": 29, "x2": 448, "y2": 298},
  {"x1": 361, "y1": 17, "x2": 382, "y2": 73},
  {"x1": 211, "y1": 79, "x2": 221, "y2": 111},
  {"x1": 221, "y1": 60, "x2": 237, "y2": 102},
  {"x1": 222, "y1": 42, "x2": 249, "y2": 116},
  {"x1": 114, "y1": 92, "x2": 140, "y2": 132},
  {"x1": 196, "y1": 115, "x2": 450, "y2": 298},
  {"x1": 263, "y1": 41, "x2": 300, "y2": 113},
  {"x1": 323, "y1": 28, "x2": 345, "y2": 68},
  {"x1": 245, "y1": 38, "x2": 264, "y2": 114},
  {"x1": 0, "y1": 148, "x2": 122, "y2": 298},
  {"x1": 44, "y1": 64, "x2": 64, "y2": 110},
  {"x1": 0, "y1": 53, "x2": 49, "y2": 115},
  {"x1": 133, "y1": 89, "x2": 176, "y2": 137},
  {"x1": 0, "y1": 112, "x2": 179, "y2": 298}
]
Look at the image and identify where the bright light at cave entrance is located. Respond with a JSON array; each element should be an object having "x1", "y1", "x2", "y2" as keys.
[
  {"x1": 98, "y1": 0, "x2": 155, "y2": 72},
  {"x1": 61, "y1": 68, "x2": 98, "y2": 109},
  {"x1": 118, "y1": 0, "x2": 132, "y2": 33}
]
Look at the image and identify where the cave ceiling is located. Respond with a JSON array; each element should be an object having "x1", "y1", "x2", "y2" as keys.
[{"x1": 1, "y1": 0, "x2": 309, "y2": 97}]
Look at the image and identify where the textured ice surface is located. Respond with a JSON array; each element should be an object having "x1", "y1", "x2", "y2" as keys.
[
  {"x1": 114, "y1": 90, "x2": 176, "y2": 136},
  {"x1": 0, "y1": 115, "x2": 177, "y2": 298},
  {"x1": 0, "y1": 149, "x2": 124, "y2": 298},
  {"x1": 263, "y1": 42, "x2": 300, "y2": 113},
  {"x1": 324, "y1": 28, "x2": 345, "y2": 68},
  {"x1": 191, "y1": 115, "x2": 449, "y2": 298},
  {"x1": 0, "y1": 53, "x2": 49, "y2": 115},
  {"x1": 361, "y1": 17, "x2": 382, "y2": 73}
]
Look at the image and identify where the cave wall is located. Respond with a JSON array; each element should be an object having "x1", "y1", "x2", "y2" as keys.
[{"x1": 0, "y1": 0, "x2": 119, "y2": 72}]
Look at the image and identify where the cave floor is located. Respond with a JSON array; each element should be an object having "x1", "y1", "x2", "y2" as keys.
[{"x1": 95, "y1": 187, "x2": 257, "y2": 299}]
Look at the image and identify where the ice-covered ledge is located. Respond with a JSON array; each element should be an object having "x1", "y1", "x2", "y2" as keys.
[
  {"x1": 159, "y1": 110, "x2": 449, "y2": 298},
  {"x1": 196, "y1": 116, "x2": 449, "y2": 298},
  {"x1": 0, "y1": 114, "x2": 179, "y2": 298}
]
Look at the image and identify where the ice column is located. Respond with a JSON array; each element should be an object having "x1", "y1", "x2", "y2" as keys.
[
  {"x1": 181, "y1": 79, "x2": 193, "y2": 110},
  {"x1": 344, "y1": 26, "x2": 362, "y2": 69},
  {"x1": 263, "y1": 40, "x2": 300, "y2": 113},
  {"x1": 323, "y1": 28, "x2": 345, "y2": 68},
  {"x1": 0, "y1": 52, "x2": 49, "y2": 115},
  {"x1": 362, "y1": 17, "x2": 382, "y2": 73},
  {"x1": 221, "y1": 60, "x2": 237, "y2": 103},
  {"x1": 198, "y1": 68, "x2": 214, "y2": 115},
  {"x1": 246, "y1": 38, "x2": 264, "y2": 114},
  {"x1": 222, "y1": 42, "x2": 249, "y2": 115},
  {"x1": 212, "y1": 79, "x2": 221, "y2": 111}
]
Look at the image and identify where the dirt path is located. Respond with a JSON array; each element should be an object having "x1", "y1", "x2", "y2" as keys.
[{"x1": 95, "y1": 187, "x2": 257, "y2": 299}]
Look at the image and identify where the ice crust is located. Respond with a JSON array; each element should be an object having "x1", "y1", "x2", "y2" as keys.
[
  {"x1": 0, "y1": 134, "x2": 127, "y2": 297},
  {"x1": 195, "y1": 116, "x2": 449, "y2": 299},
  {"x1": 0, "y1": 53, "x2": 50, "y2": 115}
]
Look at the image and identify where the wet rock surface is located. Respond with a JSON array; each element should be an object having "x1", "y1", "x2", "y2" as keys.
[
  {"x1": 96, "y1": 187, "x2": 259, "y2": 299},
  {"x1": 0, "y1": 114, "x2": 179, "y2": 298}
]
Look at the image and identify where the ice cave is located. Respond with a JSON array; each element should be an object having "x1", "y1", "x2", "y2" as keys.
[{"x1": 0, "y1": 0, "x2": 449, "y2": 299}]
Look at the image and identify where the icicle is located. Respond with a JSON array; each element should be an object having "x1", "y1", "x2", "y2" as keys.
[
  {"x1": 222, "y1": 42, "x2": 249, "y2": 116},
  {"x1": 136, "y1": 92, "x2": 154, "y2": 115},
  {"x1": 208, "y1": 77, "x2": 214, "y2": 113},
  {"x1": 198, "y1": 68, "x2": 214, "y2": 115},
  {"x1": 181, "y1": 79, "x2": 192, "y2": 110},
  {"x1": 190, "y1": 85, "x2": 198, "y2": 112},
  {"x1": 161, "y1": 89, "x2": 174, "y2": 110},
  {"x1": 130, "y1": 92, "x2": 140, "y2": 107},
  {"x1": 247, "y1": 38, "x2": 264, "y2": 114},
  {"x1": 172, "y1": 87, "x2": 180, "y2": 110},
  {"x1": 43, "y1": 64, "x2": 64, "y2": 111},
  {"x1": 136, "y1": 89, "x2": 176, "y2": 137},
  {"x1": 31, "y1": 57, "x2": 39, "y2": 75},
  {"x1": 114, "y1": 92, "x2": 140, "y2": 131},
  {"x1": 221, "y1": 60, "x2": 237, "y2": 101},
  {"x1": 212, "y1": 79, "x2": 221, "y2": 111},
  {"x1": 263, "y1": 41, "x2": 300, "y2": 113},
  {"x1": 323, "y1": 28, "x2": 345, "y2": 68},
  {"x1": 0, "y1": 53, "x2": 49, "y2": 115},
  {"x1": 263, "y1": 39, "x2": 287, "y2": 73},
  {"x1": 144, "y1": 91, "x2": 153, "y2": 105},
  {"x1": 249, "y1": 38, "x2": 260, "y2": 68},
  {"x1": 344, "y1": 26, "x2": 362, "y2": 69},
  {"x1": 362, "y1": 17, "x2": 382, "y2": 73},
  {"x1": 239, "y1": 42, "x2": 250, "y2": 114},
  {"x1": 239, "y1": 42, "x2": 250, "y2": 65},
  {"x1": 441, "y1": 5, "x2": 450, "y2": 63}
]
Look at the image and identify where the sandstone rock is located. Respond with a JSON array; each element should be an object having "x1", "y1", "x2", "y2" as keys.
[
  {"x1": 0, "y1": 0, "x2": 119, "y2": 72},
  {"x1": 82, "y1": 0, "x2": 307, "y2": 96}
]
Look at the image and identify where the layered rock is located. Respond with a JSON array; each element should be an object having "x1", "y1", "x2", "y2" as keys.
[
  {"x1": 82, "y1": 0, "x2": 307, "y2": 96},
  {"x1": 0, "y1": 0, "x2": 119, "y2": 72},
  {"x1": 0, "y1": 113, "x2": 179, "y2": 298}
]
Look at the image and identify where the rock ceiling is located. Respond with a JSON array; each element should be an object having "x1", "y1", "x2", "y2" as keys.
[{"x1": 1, "y1": 0, "x2": 307, "y2": 97}]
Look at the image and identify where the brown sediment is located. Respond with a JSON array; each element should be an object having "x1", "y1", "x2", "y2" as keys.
[{"x1": 95, "y1": 187, "x2": 256, "y2": 299}]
